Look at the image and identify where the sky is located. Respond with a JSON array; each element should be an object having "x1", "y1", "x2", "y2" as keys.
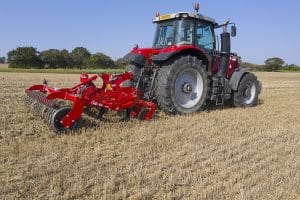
[{"x1": 1, "y1": 0, "x2": 300, "y2": 65}]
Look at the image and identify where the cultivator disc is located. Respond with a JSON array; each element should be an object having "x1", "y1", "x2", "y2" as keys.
[{"x1": 24, "y1": 90, "x2": 74, "y2": 133}]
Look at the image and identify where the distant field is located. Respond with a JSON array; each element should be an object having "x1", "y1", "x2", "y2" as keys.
[
  {"x1": 0, "y1": 65, "x2": 124, "y2": 74},
  {"x1": 0, "y1": 63, "x2": 8, "y2": 69},
  {"x1": 1, "y1": 64, "x2": 298, "y2": 74},
  {"x1": 0, "y1": 72, "x2": 299, "y2": 199}
]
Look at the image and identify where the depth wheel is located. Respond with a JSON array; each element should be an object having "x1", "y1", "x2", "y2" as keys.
[
  {"x1": 117, "y1": 109, "x2": 131, "y2": 121},
  {"x1": 50, "y1": 107, "x2": 78, "y2": 133}
]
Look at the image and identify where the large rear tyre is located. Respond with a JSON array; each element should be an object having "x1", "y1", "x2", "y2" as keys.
[
  {"x1": 155, "y1": 55, "x2": 209, "y2": 114},
  {"x1": 122, "y1": 65, "x2": 141, "y2": 88},
  {"x1": 233, "y1": 73, "x2": 260, "y2": 107}
]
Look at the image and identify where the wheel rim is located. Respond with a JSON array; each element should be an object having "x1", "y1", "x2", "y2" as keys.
[
  {"x1": 175, "y1": 68, "x2": 204, "y2": 109},
  {"x1": 243, "y1": 83, "x2": 256, "y2": 104}
]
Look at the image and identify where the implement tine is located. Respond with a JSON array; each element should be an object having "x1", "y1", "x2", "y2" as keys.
[{"x1": 23, "y1": 90, "x2": 56, "y2": 118}]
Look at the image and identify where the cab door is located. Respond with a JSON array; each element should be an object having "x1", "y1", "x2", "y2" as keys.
[
  {"x1": 195, "y1": 22, "x2": 215, "y2": 53},
  {"x1": 195, "y1": 22, "x2": 218, "y2": 73}
]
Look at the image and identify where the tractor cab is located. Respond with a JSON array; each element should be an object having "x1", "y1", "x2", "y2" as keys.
[{"x1": 153, "y1": 12, "x2": 217, "y2": 53}]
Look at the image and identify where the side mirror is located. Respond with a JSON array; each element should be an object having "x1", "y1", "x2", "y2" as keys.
[{"x1": 231, "y1": 25, "x2": 237, "y2": 37}]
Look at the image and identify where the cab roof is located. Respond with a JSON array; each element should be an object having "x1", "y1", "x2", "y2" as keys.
[{"x1": 153, "y1": 12, "x2": 218, "y2": 26}]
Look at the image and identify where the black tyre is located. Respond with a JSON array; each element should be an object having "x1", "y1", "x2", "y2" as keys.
[
  {"x1": 117, "y1": 109, "x2": 131, "y2": 121},
  {"x1": 50, "y1": 107, "x2": 78, "y2": 133},
  {"x1": 155, "y1": 55, "x2": 209, "y2": 114},
  {"x1": 137, "y1": 107, "x2": 150, "y2": 120},
  {"x1": 122, "y1": 65, "x2": 141, "y2": 88},
  {"x1": 233, "y1": 73, "x2": 260, "y2": 107}
]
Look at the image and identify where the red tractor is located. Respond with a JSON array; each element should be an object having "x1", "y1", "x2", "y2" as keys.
[
  {"x1": 124, "y1": 4, "x2": 261, "y2": 114},
  {"x1": 25, "y1": 4, "x2": 261, "y2": 133}
]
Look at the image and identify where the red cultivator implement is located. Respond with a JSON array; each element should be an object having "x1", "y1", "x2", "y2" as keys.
[{"x1": 24, "y1": 72, "x2": 155, "y2": 133}]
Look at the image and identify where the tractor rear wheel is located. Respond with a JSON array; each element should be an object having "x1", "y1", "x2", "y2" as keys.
[
  {"x1": 155, "y1": 55, "x2": 209, "y2": 114},
  {"x1": 233, "y1": 73, "x2": 260, "y2": 107},
  {"x1": 122, "y1": 65, "x2": 141, "y2": 88}
]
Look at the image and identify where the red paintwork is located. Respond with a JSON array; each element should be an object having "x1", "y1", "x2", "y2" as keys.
[
  {"x1": 212, "y1": 55, "x2": 221, "y2": 74},
  {"x1": 131, "y1": 47, "x2": 160, "y2": 64},
  {"x1": 26, "y1": 72, "x2": 156, "y2": 129},
  {"x1": 130, "y1": 45, "x2": 239, "y2": 78},
  {"x1": 130, "y1": 45, "x2": 208, "y2": 64},
  {"x1": 211, "y1": 55, "x2": 239, "y2": 78},
  {"x1": 159, "y1": 45, "x2": 206, "y2": 55},
  {"x1": 227, "y1": 55, "x2": 239, "y2": 78}
]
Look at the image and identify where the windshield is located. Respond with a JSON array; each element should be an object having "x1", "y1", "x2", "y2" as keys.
[
  {"x1": 153, "y1": 18, "x2": 215, "y2": 50},
  {"x1": 153, "y1": 21, "x2": 175, "y2": 48},
  {"x1": 153, "y1": 19, "x2": 194, "y2": 48},
  {"x1": 175, "y1": 19, "x2": 194, "y2": 45}
]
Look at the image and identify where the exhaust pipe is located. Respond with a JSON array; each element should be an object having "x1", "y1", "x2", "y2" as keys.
[{"x1": 218, "y1": 20, "x2": 231, "y2": 77}]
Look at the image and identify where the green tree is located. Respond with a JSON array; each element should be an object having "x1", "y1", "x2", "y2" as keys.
[
  {"x1": 0, "y1": 57, "x2": 5, "y2": 63},
  {"x1": 40, "y1": 49, "x2": 61, "y2": 68},
  {"x1": 70, "y1": 47, "x2": 91, "y2": 68},
  {"x1": 89, "y1": 53, "x2": 115, "y2": 68},
  {"x1": 7, "y1": 47, "x2": 43, "y2": 68},
  {"x1": 59, "y1": 49, "x2": 72, "y2": 68},
  {"x1": 40, "y1": 49, "x2": 72, "y2": 68},
  {"x1": 264, "y1": 57, "x2": 285, "y2": 72},
  {"x1": 282, "y1": 64, "x2": 300, "y2": 71},
  {"x1": 115, "y1": 57, "x2": 129, "y2": 68}
]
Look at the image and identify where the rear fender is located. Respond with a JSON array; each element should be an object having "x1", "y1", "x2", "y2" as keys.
[
  {"x1": 152, "y1": 47, "x2": 209, "y2": 69},
  {"x1": 124, "y1": 53, "x2": 146, "y2": 67},
  {"x1": 229, "y1": 68, "x2": 249, "y2": 91},
  {"x1": 151, "y1": 51, "x2": 178, "y2": 64}
]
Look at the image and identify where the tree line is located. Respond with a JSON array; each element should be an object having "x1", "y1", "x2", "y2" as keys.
[
  {"x1": 0, "y1": 56, "x2": 6, "y2": 63},
  {"x1": 3, "y1": 47, "x2": 300, "y2": 71},
  {"x1": 241, "y1": 57, "x2": 300, "y2": 72},
  {"x1": 6, "y1": 46, "x2": 127, "y2": 69}
]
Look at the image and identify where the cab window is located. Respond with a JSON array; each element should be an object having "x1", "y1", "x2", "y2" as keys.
[
  {"x1": 175, "y1": 19, "x2": 194, "y2": 45},
  {"x1": 153, "y1": 22, "x2": 175, "y2": 48},
  {"x1": 196, "y1": 23, "x2": 214, "y2": 50}
]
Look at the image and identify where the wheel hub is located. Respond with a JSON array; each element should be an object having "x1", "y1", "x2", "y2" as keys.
[
  {"x1": 174, "y1": 68, "x2": 204, "y2": 109},
  {"x1": 182, "y1": 82, "x2": 193, "y2": 94},
  {"x1": 244, "y1": 87, "x2": 251, "y2": 98},
  {"x1": 242, "y1": 83, "x2": 256, "y2": 104}
]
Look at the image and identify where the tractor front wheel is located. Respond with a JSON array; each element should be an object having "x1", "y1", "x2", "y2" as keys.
[
  {"x1": 233, "y1": 73, "x2": 260, "y2": 107},
  {"x1": 155, "y1": 55, "x2": 209, "y2": 114}
]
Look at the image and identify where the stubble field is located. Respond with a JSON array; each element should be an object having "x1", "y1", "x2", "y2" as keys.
[
  {"x1": 0, "y1": 64, "x2": 9, "y2": 69},
  {"x1": 0, "y1": 71, "x2": 299, "y2": 199}
]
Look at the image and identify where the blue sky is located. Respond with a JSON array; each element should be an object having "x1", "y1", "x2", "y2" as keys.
[{"x1": 1, "y1": 0, "x2": 299, "y2": 65}]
